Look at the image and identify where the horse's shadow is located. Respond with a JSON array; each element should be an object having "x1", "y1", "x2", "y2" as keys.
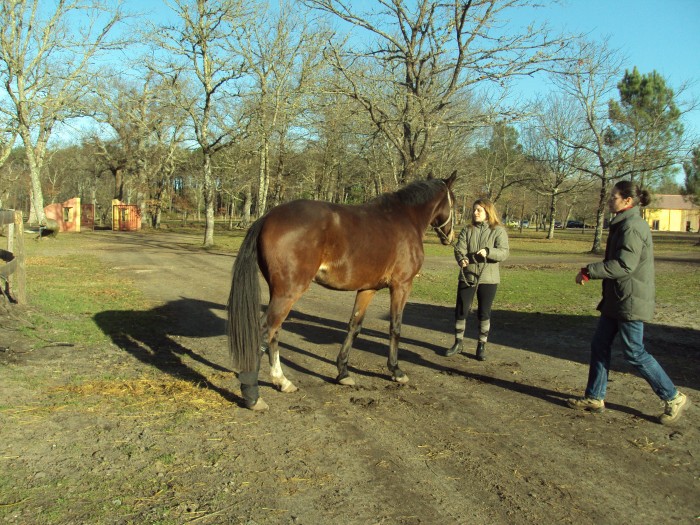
[
  {"x1": 94, "y1": 298, "x2": 249, "y2": 407},
  {"x1": 94, "y1": 296, "x2": 699, "y2": 415}
]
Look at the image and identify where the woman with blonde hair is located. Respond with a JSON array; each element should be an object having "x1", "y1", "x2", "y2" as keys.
[{"x1": 445, "y1": 198, "x2": 509, "y2": 360}]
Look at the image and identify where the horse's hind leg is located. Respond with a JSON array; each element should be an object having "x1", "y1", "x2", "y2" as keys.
[
  {"x1": 336, "y1": 289, "x2": 376, "y2": 386},
  {"x1": 264, "y1": 293, "x2": 302, "y2": 393}
]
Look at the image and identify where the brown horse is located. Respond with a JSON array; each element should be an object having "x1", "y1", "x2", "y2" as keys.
[{"x1": 228, "y1": 172, "x2": 457, "y2": 410}]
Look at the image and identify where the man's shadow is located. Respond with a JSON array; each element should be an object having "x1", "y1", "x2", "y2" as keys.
[{"x1": 399, "y1": 302, "x2": 700, "y2": 394}]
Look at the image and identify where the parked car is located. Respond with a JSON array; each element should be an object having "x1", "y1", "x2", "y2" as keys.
[
  {"x1": 554, "y1": 221, "x2": 563, "y2": 229},
  {"x1": 520, "y1": 220, "x2": 530, "y2": 228},
  {"x1": 566, "y1": 220, "x2": 584, "y2": 228}
]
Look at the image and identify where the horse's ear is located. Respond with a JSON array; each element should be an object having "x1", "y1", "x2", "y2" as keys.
[
  {"x1": 444, "y1": 170, "x2": 457, "y2": 188},
  {"x1": 427, "y1": 172, "x2": 434, "y2": 180}
]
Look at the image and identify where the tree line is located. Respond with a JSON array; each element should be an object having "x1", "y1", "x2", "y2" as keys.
[{"x1": 0, "y1": 0, "x2": 697, "y2": 252}]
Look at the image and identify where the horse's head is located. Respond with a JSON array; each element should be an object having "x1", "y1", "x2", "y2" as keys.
[{"x1": 430, "y1": 170, "x2": 457, "y2": 245}]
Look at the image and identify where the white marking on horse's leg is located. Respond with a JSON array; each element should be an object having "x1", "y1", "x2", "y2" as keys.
[
  {"x1": 392, "y1": 374, "x2": 410, "y2": 384},
  {"x1": 270, "y1": 350, "x2": 298, "y2": 393},
  {"x1": 338, "y1": 376, "x2": 355, "y2": 386}
]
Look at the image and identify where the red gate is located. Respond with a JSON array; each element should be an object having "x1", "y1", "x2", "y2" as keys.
[{"x1": 112, "y1": 204, "x2": 141, "y2": 231}]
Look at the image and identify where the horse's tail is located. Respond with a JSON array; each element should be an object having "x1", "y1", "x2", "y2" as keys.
[{"x1": 228, "y1": 218, "x2": 265, "y2": 372}]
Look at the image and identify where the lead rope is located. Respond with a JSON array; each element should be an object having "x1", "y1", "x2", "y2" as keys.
[{"x1": 457, "y1": 224, "x2": 487, "y2": 330}]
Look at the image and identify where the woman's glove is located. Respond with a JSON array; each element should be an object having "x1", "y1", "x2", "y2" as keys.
[{"x1": 473, "y1": 248, "x2": 489, "y2": 262}]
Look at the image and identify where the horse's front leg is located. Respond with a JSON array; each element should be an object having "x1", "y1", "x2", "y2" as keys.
[
  {"x1": 336, "y1": 289, "x2": 376, "y2": 386},
  {"x1": 388, "y1": 283, "x2": 411, "y2": 384}
]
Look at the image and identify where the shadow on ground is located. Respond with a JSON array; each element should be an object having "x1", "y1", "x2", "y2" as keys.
[
  {"x1": 93, "y1": 298, "x2": 246, "y2": 407},
  {"x1": 93, "y1": 295, "x2": 700, "y2": 413}
]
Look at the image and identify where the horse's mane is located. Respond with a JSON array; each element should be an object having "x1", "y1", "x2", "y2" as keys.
[{"x1": 371, "y1": 179, "x2": 443, "y2": 208}]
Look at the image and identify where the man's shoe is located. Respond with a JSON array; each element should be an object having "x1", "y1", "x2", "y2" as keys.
[
  {"x1": 476, "y1": 342, "x2": 486, "y2": 361},
  {"x1": 659, "y1": 392, "x2": 689, "y2": 425},
  {"x1": 445, "y1": 340, "x2": 463, "y2": 357},
  {"x1": 567, "y1": 397, "x2": 605, "y2": 413}
]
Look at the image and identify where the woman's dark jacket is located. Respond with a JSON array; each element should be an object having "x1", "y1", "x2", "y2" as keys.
[{"x1": 586, "y1": 206, "x2": 655, "y2": 321}]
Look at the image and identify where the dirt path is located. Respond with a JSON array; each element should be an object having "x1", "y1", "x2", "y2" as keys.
[{"x1": 1, "y1": 231, "x2": 698, "y2": 525}]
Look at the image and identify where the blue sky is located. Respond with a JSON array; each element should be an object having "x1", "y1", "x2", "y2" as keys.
[
  {"x1": 127, "y1": 0, "x2": 699, "y2": 140},
  {"x1": 116, "y1": 0, "x2": 700, "y2": 162},
  {"x1": 509, "y1": 0, "x2": 700, "y2": 138}
]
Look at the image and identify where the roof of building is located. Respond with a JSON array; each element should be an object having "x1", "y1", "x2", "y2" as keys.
[{"x1": 650, "y1": 194, "x2": 699, "y2": 211}]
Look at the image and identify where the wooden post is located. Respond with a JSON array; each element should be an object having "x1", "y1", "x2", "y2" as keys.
[
  {"x1": 1, "y1": 210, "x2": 26, "y2": 304},
  {"x1": 12, "y1": 211, "x2": 26, "y2": 304}
]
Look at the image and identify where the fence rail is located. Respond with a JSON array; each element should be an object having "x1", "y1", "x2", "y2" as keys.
[{"x1": 1, "y1": 210, "x2": 26, "y2": 304}]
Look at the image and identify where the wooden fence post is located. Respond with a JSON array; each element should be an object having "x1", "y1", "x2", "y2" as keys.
[
  {"x1": 1, "y1": 210, "x2": 26, "y2": 304},
  {"x1": 12, "y1": 211, "x2": 26, "y2": 304}
]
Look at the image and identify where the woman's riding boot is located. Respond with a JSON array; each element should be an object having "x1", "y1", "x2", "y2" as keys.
[
  {"x1": 445, "y1": 339, "x2": 463, "y2": 357},
  {"x1": 476, "y1": 342, "x2": 486, "y2": 361}
]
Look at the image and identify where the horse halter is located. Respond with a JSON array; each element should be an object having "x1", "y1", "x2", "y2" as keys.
[{"x1": 432, "y1": 182, "x2": 455, "y2": 244}]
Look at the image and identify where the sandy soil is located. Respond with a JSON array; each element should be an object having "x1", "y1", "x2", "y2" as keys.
[{"x1": 0, "y1": 231, "x2": 698, "y2": 525}]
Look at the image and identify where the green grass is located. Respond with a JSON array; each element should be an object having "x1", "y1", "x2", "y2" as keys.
[
  {"x1": 24, "y1": 246, "x2": 151, "y2": 346},
  {"x1": 19, "y1": 227, "x2": 698, "y2": 347},
  {"x1": 417, "y1": 227, "x2": 699, "y2": 313},
  {"x1": 413, "y1": 264, "x2": 601, "y2": 314},
  {"x1": 655, "y1": 264, "x2": 700, "y2": 309}
]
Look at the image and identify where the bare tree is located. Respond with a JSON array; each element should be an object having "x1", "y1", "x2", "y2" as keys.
[
  {"x1": 0, "y1": 155, "x2": 23, "y2": 210},
  {"x1": 551, "y1": 38, "x2": 626, "y2": 253},
  {"x1": 237, "y1": 1, "x2": 328, "y2": 217},
  {"x1": 522, "y1": 94, "x2": 596, "y2": 239},
  {"x1": 91, "y1": 70, "x2": 189, "y2": 227},
  {"x1": 215, "y1": 142, "x2": 257, "y2": 227},
  {"x1": 304, "y1": 87, "x2": 387, "y2": 202},
  {"x1": 469, "y1": 121, "x2": 529, "y2": 203},
  {"x1": 304, "y1": 0, "x2": 573, "y2": 183},
  {"x1": 153, "y1": 0, "x2": 254, "y2": 247},
  {"x1": 0, "y1": 0, "x2": 128, "y2": 224}
]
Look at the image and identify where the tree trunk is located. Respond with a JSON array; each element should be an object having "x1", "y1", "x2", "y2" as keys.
[
  {"x1": 256, "y1": 138, "x2": 270, "y2": 218},
  {"x1": 112, "y1": 167, "x2": 125, "y2": 201},
  {"x1": 202, "y1": 152, "x2": 215, "y2": 247},
  {"x1": 151, "y1": 206, "x2": 162, "y2": 229},
  {"x1": 591, "y1": 179, "x2": 608, "y2": 253},
  {"x1": 242, "y1": 186, "x2": 252, "y2": 227},
  {"x1": 22, "y1": 140, "x2": 46, "y2": 226},
  {"x1": 546, "y1": 194, "x2": 556, "y2": 240},
  {"x1": 228, "y1": 199, "x2": 234, "y2": 230},
  {"x1": 28, "y1": 171, "x2": 46, "y2": 225}
]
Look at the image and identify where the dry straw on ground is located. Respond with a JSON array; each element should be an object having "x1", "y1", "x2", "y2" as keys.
[{"x1": 53, "y1": 377, "x2": 232, "y2": 411}]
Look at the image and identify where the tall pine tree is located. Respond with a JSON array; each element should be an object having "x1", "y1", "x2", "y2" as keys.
[
  {"x1": 608, "y1": 67, "x2": 684, "y2": 188},
  {"x1": 683, "y1": 146, "x2": 700, "y2": 203}
]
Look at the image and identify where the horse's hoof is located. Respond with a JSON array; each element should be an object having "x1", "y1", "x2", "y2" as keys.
[
  {"x1": 274, "y1": 378, "x2": 298, "y2": 393},
  {"x1": 392, "y1": 374, "x2": 409, "y2": 384},
  {"x1": 338, "y1": 376, "x2": 355, "y2": 386},
  {"x1": 247, "y1": 398, "x2": 269, "y2": 411},
  {"x1": 280, "y1": 381, "x2": 298, "y2": 393}
]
